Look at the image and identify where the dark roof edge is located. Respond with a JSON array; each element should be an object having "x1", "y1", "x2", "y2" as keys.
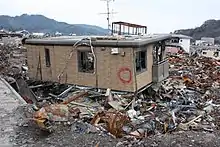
[{"x1": 23, "y1": 35, "x2": 172, "y2": 47}]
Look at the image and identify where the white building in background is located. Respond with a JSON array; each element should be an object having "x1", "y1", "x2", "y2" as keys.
[
  {"x1": 195, "y1": 37, "x2": 215, "y2": 46},
  {"x1": 31, "y1": 32, "x2": 45, "y2": 38},
  {"x1": 201, "y1": 49, "x2": 220, "y2": 60},
  {"x1": 195, "y1": 40, "x2": 205, "y2": 46},
  {"x1": 201, "y1": 37, "x2": 215, "y2": 45},
  {"x1": 55, "y1": 31, "x2": 62, "y2": 36},
  {"x1": 176, "y1": 35, "x2": 192, "y2": 53},
  {"x1": 166, "y1": 34, "x2": 192, "y2": 53},
  {"x1": 16, "y1": 30, "x2": 30, "y2": 35},
  {"x1": 69, "y1": 33, "x2": 76, "y2": 36}
]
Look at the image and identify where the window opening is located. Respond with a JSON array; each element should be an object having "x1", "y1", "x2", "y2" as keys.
[
  {"x1": 136, "y1": 50, "x2": 147, "y2": 72},
  {"x1": 78, "y1": 51, "x2": 94, "y2": 73},
  {"x1": 45, "y1": 48, "x2": 51, "y2": 67}
]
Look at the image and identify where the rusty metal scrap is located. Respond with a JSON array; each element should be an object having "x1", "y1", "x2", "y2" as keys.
[
  {"x1": 33, "y1": 104, "x2": 81, "y2": 131},
  {"x1": 33, "y1": 104, "x2": 81, "y2": 122},
  {"x1": 91, "y1": 110, "x2": 130, "y2": 138},
  {"x1": 32, "y1": 91, "x2": 88, "y2": 130}
]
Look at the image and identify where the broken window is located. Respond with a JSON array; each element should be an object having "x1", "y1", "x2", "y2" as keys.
[
  {"x1": 171, "y1": 38, "x2": 179, "y2": 43},
  {"x1": 136, "y1": 50, "x2": 147, "y2": 72},
  {"x1": 78, "y1": 51, "x2": 94, "y2": 73},
  {"x1": 45, "y1": 48, "x2": 51, "y2": 67},
  {"x1": 214, "y1": 52, "x2": 219, "y2": 57}
]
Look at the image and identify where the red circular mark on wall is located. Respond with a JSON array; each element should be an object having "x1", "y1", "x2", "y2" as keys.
[{"x1": 117, "y1": 67, "x2": 132, "y2": 84}]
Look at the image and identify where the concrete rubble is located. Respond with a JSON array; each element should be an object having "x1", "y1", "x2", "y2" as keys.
[
  {"x1": 14, "y1": 53, "x2": 220, "y2": 138},
  {"x1": 0, "y1": 38, "x2": 27, "y2": 78},
  {"x1": 0, "y1": 40, "x2": 220, "y2": 146}
]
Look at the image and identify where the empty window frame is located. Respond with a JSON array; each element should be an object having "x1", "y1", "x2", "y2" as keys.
[
  {"x1": 136, "y1": 50, "x2": 147, "y2": 72},
  {"x1": 171, "y1": 38, "x2": 178, "y2": 43},
  {"x1": 45, "y1": 48, "x2": 51, "y2": 67},
  {"x1": 78, "y1": 51, "x2": 94, "y2": 73}
]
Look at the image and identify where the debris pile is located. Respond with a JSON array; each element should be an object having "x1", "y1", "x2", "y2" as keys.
[
  {"x1": 0, "y1": 40, "x2": 27, "y2": 78},
  {"x1": 169, "y1": 55, "x2": 220, "y2": 90},
  {"x1": 0, "y1": 44, "x2": 11, "y2": 74},
  {"x1": 17, "y1": 54, "x2": 219, "y2": 140},
  {"x1": 0, "y1": 40, "x2": 219, "y2": 141}
]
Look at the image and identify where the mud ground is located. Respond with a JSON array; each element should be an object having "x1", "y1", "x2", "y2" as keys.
[
  {"x1": 12, "y1": 120, "x2": 220, "y2": 147},
  {"x1": 1, "y1": 78, "x2": 220, "y2": 147},
  {"x1": 1, "y1": 102, "x2": 220, "y2": 147},
  {"x1": 0, "y1": 78, "x2": 25, "y2": 146}
]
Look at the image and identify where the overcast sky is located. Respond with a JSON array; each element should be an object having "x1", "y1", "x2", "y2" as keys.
[{"x1": 1, "y1": 0, "x2": 220, "y2": 33}]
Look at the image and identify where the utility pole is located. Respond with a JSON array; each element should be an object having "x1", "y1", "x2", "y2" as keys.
[{"x1": 99, "y1": 0, "x2": 117, "y2": 34}]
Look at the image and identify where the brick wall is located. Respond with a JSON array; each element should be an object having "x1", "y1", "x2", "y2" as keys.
[
  {"x1": 25, "y1": 45, "x2": 137, "y2": 91},
  {"x1": 135, "y1": 44, "x2": 153, "y2": 90}
]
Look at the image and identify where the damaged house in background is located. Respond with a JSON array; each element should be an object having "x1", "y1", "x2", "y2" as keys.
[
  {"x1": 201, "y1": 48, "x2": 220, "y2": 60},
  {"x1": 22, "y1": 34, "x2": 173, "y2": 93},
  {"x1": 166, "y1": 34, "x2": 192, "y2": 54}
]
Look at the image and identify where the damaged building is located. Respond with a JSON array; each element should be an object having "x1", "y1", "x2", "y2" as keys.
[
  {"x1": 201, "y1": 48, "x2": 220, "y2": 60},
  {"x1": 22, "y1": 35, "x2": 173, "y2": 92}
]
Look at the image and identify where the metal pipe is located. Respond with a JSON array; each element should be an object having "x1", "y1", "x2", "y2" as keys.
[{"x1": 58, "y1": 86, "x2": 74, "y2": 98}]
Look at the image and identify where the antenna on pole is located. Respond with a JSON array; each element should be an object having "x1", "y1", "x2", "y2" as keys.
[{"x1": 99, "y1": 0, "x2": 117, "y2": 34}]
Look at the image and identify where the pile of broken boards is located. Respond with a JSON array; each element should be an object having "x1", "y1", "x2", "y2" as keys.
[{"x1": 26, "y1": 54, "x2": 220, "y2": 139}]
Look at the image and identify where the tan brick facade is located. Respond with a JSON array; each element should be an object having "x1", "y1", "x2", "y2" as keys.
[
  {"x1": 25, "y1": 44, "x2": 153, "y2": 92},
  {"x1": 135, "y1": 44, "x2": 153, "y2": 90}
]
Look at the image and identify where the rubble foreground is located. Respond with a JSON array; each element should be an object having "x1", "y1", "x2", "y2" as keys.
[{"x1": 0, "y1": 42, "x2": 220, "y2": 147}]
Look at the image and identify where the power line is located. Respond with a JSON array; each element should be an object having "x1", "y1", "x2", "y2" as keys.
[{"x1": 99, "y1": 0, "x2": 117, "y2": 34}]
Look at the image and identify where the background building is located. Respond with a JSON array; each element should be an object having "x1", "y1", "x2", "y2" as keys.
[{"x1": 201, "y1": 37, "x2": 215, "y2": 45}]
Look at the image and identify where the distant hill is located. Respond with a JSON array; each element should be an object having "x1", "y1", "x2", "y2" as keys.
[
  {"x1": 174, "y1": 19, "x2": 220, "y2": 42},
  {"x1": 0, "y1": 14, "x2": 108, "y2": 35}
]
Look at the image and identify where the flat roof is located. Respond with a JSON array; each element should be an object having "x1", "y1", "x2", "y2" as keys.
[
  {"x1": 146, "y1": 33, "x2": 193, "y2": 40},
  {"x1": 23, "y1": 34, "x2": 172, "y2": 47},
  {"x1": 171, "y1": 34, "x2": 193, "y2": 39}
]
